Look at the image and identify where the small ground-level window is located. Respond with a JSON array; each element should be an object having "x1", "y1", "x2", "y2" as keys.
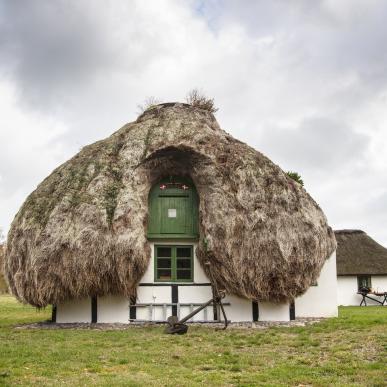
[
  {"x1": 155, "y1": 245, "x2": 193, "y2": 282},
  {"x1": 357, "y1": 275, "x2": 372, "y2": 291}
]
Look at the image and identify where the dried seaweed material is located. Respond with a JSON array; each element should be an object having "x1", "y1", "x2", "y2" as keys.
[
  {"x1": 186, "y1": 89, "x2": 218, "y2": 113},
  {"x1": 5, "y1": 103, "x2": 336, "y2": 307},
  {"x1": 0, "y1": 244, "x2": 7, "y2": 293}
]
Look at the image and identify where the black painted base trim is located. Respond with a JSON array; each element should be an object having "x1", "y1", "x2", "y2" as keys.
[
  {"x1": 129, "y1": 295, "x2": 137, "y2": 320},
  {"x1": 51, "y1": 305, "x2": 57, "y2": 323},
  {"x1": 289, "y1": 301, "x2": 295, "y2": 320},
  {"x1": 171, "y1": 285, "x2": 178, "y2": 316},
  {"x1": 252, "y1": 301, "x2": 259, "y2": 322},
  {"x1": 91, "y1": 297, "x2": 98, "y2": 323}
]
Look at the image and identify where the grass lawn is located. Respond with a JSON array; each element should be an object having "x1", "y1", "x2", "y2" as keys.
[{"x1": 0, "y1": 295, "x2": 386, "y2": 386}]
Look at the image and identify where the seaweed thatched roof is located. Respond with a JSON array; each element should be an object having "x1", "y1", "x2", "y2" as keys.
[
  {"x1": 0, "y1": 244, "x2": 8, "y2": 293},
  {"x1": 5, "y1": 103, "x2": 336, "y2": 307},
  {"x1": 335, "y1": 230, "x2": 387, "y2": 275}
]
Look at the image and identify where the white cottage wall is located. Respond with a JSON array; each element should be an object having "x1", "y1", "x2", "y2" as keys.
[
  {"x1": 97, "y1": 295, "x2": 129, "y2": 323},
  {"x1": 337, "y1": 276, "x2": 360, "y2": 306},
  {"x1": 179, "y1": 285, "x2": 213, "y2": 321},
  {"x1": 136, "y1": 285, "x2": 172, "y2": 321},
  {"x1": 337, "y1": 275, "x2": 387, "y2": 306},
  {"x1": 223, "y1": 294, "x2": 253, "y2": 322},
  {"x1": 371, "y1": 276, "x2": 387, "y2": 294},
  {"x1": 56, "y1": 297, "x2": 91, "y2": 323},
  {"x1": 259, "y1": 302, "x2": 290, "y2": 321},
  {"x1": 295, "y1": 251, "x2": 338, "y2": 317},
  {"x1": 55, "y1": 243, "x2": 340, "y2": 323}
]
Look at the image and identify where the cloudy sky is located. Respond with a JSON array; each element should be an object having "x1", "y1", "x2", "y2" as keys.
[{"x1": 0, "y1": 0, "x2": 386, "y2": 245}]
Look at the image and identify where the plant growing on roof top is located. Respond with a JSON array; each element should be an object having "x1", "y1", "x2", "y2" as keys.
[
  {"x1": 286, "y1": 171, "x2": 304, "y2": 186},
  {"x1": 186, "y1": 89, "x2": 218, "y2": 113},
  {"x1": 137, "y1": 96, "x2": 161, "y2": 114}
]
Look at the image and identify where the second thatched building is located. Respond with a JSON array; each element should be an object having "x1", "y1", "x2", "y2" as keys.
[{"x1": 336, "y1": 230, "x2": 387, "y2": 306}]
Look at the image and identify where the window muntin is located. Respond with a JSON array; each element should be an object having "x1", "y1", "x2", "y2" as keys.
[{"x1": 155, "y1": 245, "x2": 193, "y2": 282}]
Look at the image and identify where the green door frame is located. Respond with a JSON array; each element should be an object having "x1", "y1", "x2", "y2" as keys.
[{"x1": 147, "y1": 177, "x2": 199, "y2": 240}]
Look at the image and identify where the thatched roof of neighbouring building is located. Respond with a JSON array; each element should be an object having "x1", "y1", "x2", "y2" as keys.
[
  {"x1": 5, "y1": 103, "x2": 336, "y2": 307},
  {"x1": 335, "y1": 230, "x2": 387, "y2": 275}
]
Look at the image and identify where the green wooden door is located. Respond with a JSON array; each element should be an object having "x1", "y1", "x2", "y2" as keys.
[
  {"x1": 160, "y1": 195, "x2": 190, "y2": 234},
  {"x1": 148, "y1": 177, "x2": 198, "y2": 239}
]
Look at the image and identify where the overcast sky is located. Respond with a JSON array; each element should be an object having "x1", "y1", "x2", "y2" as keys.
[{"x1": 0, "y1": 0, "x2": 386, "y2": 245}]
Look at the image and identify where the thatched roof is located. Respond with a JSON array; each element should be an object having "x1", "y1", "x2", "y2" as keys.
[
  {"x1": 5, "y1": 103, "x2": 336, "y2": 307},
  {"x1": 0, "y1": 244, "x2": 8, "y2": 293},
  {"x1": 335, "y1": 230, "x2": 387, "y2": 275}
]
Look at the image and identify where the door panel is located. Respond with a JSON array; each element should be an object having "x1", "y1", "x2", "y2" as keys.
[{"x1": 160, "y1": 196, "x2": 189, "y2": 234}]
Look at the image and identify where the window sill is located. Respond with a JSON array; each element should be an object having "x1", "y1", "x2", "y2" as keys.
[{"x1": 147, "y1": 234, "x2": 199, "y2": 240}]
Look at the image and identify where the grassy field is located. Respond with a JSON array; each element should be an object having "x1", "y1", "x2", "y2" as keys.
[{"x1": 0, "y1": 295, "x2": 386, "y2": 386}]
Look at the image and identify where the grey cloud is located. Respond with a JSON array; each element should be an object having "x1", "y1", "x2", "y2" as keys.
[
  {"x1": 0, "y1": 1, "x2": 172, "y2": 107},
  {"x1": 200, "y1": 0, "x2": 387, "y2": 93},
  {"x1": 258, "y1": 117, "x2": 370, "y2": 174},
  {"x1": 0, "y1": 2, "x2": 110, "y2": 101}
]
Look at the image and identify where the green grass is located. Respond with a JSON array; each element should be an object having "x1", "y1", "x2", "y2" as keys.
[{"x1": 0, "y1": 295, "x2": 386, "y2": 386}]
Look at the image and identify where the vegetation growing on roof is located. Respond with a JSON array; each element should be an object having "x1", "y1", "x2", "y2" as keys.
[
  {"x1": 286, "y1": 171, "x2": 304, "y2": 186},
  {"x1": 137, "y1": 96, "x2": 161, "y2": 114},
  {"x1": 186, "y1": 89, "x2": 218, "y2": 113}
]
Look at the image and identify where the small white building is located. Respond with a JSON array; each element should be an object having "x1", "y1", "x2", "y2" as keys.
[{"x1": 336, "y1": 230, "x2": 387, "y2": 306}]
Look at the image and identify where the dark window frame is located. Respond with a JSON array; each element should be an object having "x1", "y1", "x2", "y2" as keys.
[
  {"x1": 154, "y1": 245, "x2": 194, "y2": 283},
  {"x1": 357, "y1": 275, "x2": 372, "y2": 291}
]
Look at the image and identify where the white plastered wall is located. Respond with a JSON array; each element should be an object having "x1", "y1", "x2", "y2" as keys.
[
  {"x1": 97, "y1": 295, "x2": 129, "y2": 323},
  {"x1": 338, "y1": 275, "x2": 387, "y2": 306},
  {"x1": 259, "y1": 302, "x2": 290, "y2": 321},
  {"x1": 136, "y1": 285, "x2": 172, "y2": 320},
  {"x1": 223, "y1": 294, "x2": 253, "y2": 322},
  {"x1": 179, "y1": 285, "x2": 214, "y2": 321},
  {"x1": 56, "y1": 244, "x2": 340, "y2": 323},
  {"x1": 295, "y1": 251, "x2": 338, "y2": 317},
  {"x1": 372, "y1": 276, "x2": 387, "y2": 293},
  {"x1": 56, "y1": 297, "x2": 91, "y2": 323},
  {"x1": 337, "y1": 276, "x2": 360, "y2": 306}
]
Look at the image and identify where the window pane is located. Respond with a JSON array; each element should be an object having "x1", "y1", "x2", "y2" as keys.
[
  {"x1": 157, "y1": 258, "x2": 171, "y2": 268},
  {"x1": 177, "y1": 259, "x2": 191, "y2": 269},
  {"x1": 157, "y1": 269, "x2": 172, "y2": 280},
  {"x1": 177, "y1": 269, "x2": 191, "y2": 280},
  {"x1": 176, "y1": 247, "x2": 191, "y2": 258},
  {"x1": 168, "y1": 209, "x2": 177, "y2": 218},
  {"x1": 157, "y1": 247, "x2": 171, "y2": 257}
]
